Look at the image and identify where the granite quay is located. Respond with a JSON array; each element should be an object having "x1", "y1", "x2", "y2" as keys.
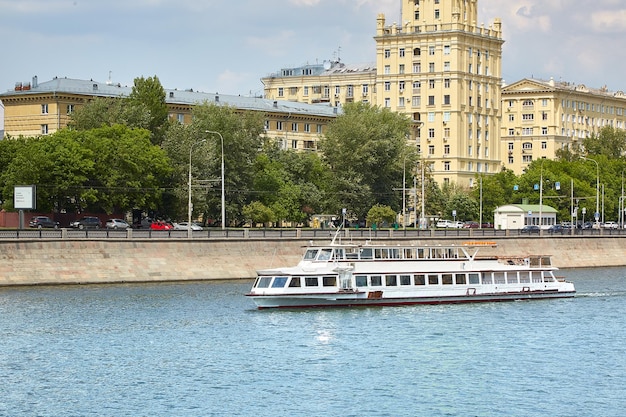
[{"x1": 1, "y1": 234, "x2": 625, "y2": 286}]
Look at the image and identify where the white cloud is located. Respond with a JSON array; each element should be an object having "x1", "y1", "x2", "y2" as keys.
[{"x1": 589, "y1": 10, "x2": 626, "y2": 33}]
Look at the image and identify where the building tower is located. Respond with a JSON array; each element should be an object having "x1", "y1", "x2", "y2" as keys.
[{"x1": 375, "y1": 0, "x2": 504, "y2": 187}]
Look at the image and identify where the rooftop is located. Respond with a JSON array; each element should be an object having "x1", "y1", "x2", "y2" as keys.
[{"x1": 1, "y1": 76, "x2": 342, "y2": 118}]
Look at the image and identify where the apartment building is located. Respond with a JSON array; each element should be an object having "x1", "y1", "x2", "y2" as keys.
[
  {"x1": 0, "y1": 76, "x2": 339, "y2": 152},
  {"x1": 501, "y1": 78, "x2": 626, "y2": 174},
  {"x1": 262, "y1": 0, "x2": 504, "y2": 187}
]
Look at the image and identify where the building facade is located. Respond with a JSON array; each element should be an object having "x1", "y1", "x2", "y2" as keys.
[
  {"x1": 0, "y1": 76, "x2": 340, "y2": 152},
  {"x1": 501, "y1": 78, "x2": 626, "y2": 174},
  {"x1": 262, "y1": 0, "x2": 504, "y2": 188}
]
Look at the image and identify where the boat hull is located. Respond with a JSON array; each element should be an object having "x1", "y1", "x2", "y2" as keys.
[{"x1": 247, "y1": 289, "x2": 576, "y2": 309}]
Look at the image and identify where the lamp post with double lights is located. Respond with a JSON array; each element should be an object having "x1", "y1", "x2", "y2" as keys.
[
  {"x1": 188, "y1": 139, "x2": 206, "y2": 238},
  {"x1": 205, "y1": 130, "x2": 225, "y2": 230}
]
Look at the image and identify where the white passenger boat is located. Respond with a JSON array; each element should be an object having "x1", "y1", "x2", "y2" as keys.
[{"x1": 246, "y1": 237, "x2": 576, "y2": 309}]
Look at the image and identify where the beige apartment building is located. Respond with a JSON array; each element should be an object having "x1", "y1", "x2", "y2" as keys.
[
  {"x1": 501, "y1": 78, "x2": 626, "y2": 174},
  {"x1": 0, "y1": 76, "x2": 339, "y2": 151},
  {"x1": 262, "y1": 0, "x2": 504, "y2": 187}
]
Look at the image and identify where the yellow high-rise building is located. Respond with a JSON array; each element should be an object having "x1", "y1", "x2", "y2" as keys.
[
  {"x1": 501, "y1": 78, "x2": 626, "y2": 174},
  {"x1": 262, "y1": 0, "x2": 504, "y2": 187}
]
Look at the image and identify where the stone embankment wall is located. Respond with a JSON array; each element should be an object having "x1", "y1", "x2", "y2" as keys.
[{"x1": 0, "y1": 236, "x2": 624, "y2": 286}]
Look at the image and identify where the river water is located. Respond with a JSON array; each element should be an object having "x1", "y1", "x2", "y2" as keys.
[{"x1": 1, "y1": 267, "x2": 625, "y2": 417}]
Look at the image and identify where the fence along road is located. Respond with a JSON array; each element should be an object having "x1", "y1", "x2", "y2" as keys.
[{"x1": 0, "y1": 227, "x2": 624, "y2": 240}]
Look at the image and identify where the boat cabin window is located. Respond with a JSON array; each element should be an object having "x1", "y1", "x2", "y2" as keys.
[
  {"x1": 543, "y1": 273, "x2": 556, "y2": 283},
  {"x1": 289, "y1": 277, "x2": 301, "y2": 287},
  {"x1": 272, "y1": 277, "x2": 288, "y2": 288},
  {"x1": 333, "y1": 249, "x2": 344, "y2": 260},
  {"x1": 256, "y1": 277, "x2": 272, "y2": 288},
  {"x1": 468, "y1": 273, "x2": 480, "y2": 285},
  {"x1": 519, "y1": 272, "x2": 531, "y2": 283},
  {"x1": 442, "y1": 274, "x2": 453, "y2": 285},
  {"x1": 494, "y1": 272, "x2": 506, "y2": 284},
  {"x1": 386, "y1": 275, "x2": 397, "y2": 286},
  {"x1": 507, "y1": 273, "x2": 519, "y2": 284},
  {"x1": 400, "y1": 275, "x2": 411, "y2": 285},
  {"x1": 428, "y1": 274, "x2": 439, "y2": 285},
  {"x1": 417, "y1": 248, "x2": 426, "y2": 259},
  {"x1": 482, "y1": 273, "x2": 493, "y2": 284},
  {"x1": 391, "y1": 249, "x2": 401, "y2": 259},
  {"x1": 323, "y1": 276, "x2": 336, "y2": 287},
  {"x1": 414, "y1": 274, "x2": 426, "y2": 285},
  {"x1": 375, "y1": 249, "x2": 389, "y2": 259},
  {"x1": 455, "y1": 274, "x2": 467, "y2": 285},
  {"x1": 305, "y1": 277, "x2": 319, "y2": 287},
  {"x1": 318, "y1": 249, "x2": 332, "y2": 261},
  {"x1": 370, "y1": 275, "x2": 382, "y2": 286},
  {"x1": 531, "y1": 272, "x2": 542, "y2": 283},
  {"x1": 355, "y1": 275, "x2": 368, "y2": 287},
  {"x1": 360, "y1": 248, "x2": 373, "y2": 259},
  {"x1": 304, "y1": 249, "x2": 318, "y2": 260},
  {"x1": 346, "y1": 248, "x2": 360, "y2": 259},
  {"x1": 404, "y1": 248, "x2": 415, "y2": 259}
]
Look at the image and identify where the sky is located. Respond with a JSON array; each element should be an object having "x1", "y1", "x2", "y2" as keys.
[{"x1": 1, "y1": 0, "x2": 626, "y2": 104}]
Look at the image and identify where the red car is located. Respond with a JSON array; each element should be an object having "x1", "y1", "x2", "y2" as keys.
[{"x1": 150, "y1": 220, "x2": 172, "y2": 230}]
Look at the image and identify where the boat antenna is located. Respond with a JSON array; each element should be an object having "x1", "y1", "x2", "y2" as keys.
[{"x1": 330, "y1": 222, "x2": 344, "y2": 245}]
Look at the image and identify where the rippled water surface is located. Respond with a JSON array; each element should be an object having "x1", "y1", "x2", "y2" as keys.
[{"x1": 1, "y1": 268, "x2": 625, "y2": 417}]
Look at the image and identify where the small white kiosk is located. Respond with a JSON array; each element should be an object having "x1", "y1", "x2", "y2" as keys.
[{"x1": 494, "y1": 204, "x2": 558, "y2": 230}]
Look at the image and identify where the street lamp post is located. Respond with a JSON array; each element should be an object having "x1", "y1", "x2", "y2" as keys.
[
  {"x1": 188, "y1": 139, "x2": 206, "y2": 238},
  {"x1": 206, "y1": 131, "x2": 225, "y2": 230},
  {"x1": 582, "y1": 157, "x2": 600, "y2": 223}
]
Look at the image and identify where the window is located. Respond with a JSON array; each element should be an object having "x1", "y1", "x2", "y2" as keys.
[
  {"x1": 67, "y1": 104, "x2": 74, "y2": 114},
  {"x1": 317, "y1": 124, "x2": 323, "y2": 134},
  {"x1": 542, "y1": 141, "x2": 547, "y2": 149},
  {"x1": 413, "y1": 62, "x2": 421, "y2": 73},
  {"x1": 508, "y1": 128, "x2": 515, "y2": 136},
  {"x1": 303, "y1": 86, "x2": 309, "y2": 96},
  {"x1": 335, "y1": 85, "x2": 340, "y2": 95},
  {"x1": 444, "y1": 61, "x2": 450, "y2": 71},
  {"x1": 443, "y1": 95, "x2": 450, "y2": 105},
  {"x1": 444, "y1": 144, "x2": 450, "y2": 154},
  {"x1": 399, "y1": 81, "x2": 405, "y2": 91},
  {"x1": 508, "y1": 142, "x2": 514, "y2": 150},
  {"x1": 523, "y1": 142, "x2": 533, "y2": 150},
  {"x1": 177, "y1": 113, "x2": 184, "y2": 123},
  {"x1": 434, "y1": 9, "x2": 440, "y2": 19},
  {"x1": 444, "y1": 45, "x2": 450, "y2": 55},
  {"x1": 444, "y1": 78, "x2": 450, "y2": 88},
  {"x1": 272, "y1": 277, "x2": 288, "y2": 288},
  {"x1": 522, "y1": 114, "x2": 534, "y2": 121},
  {"x1": 429, "y1": 46, "x2": 435, "y2": 55},
  {"x1": 542, "y1": 127, "x2": 548, "y2": 135},
  {"x1": 384, "y1": 49, "x2": 391, "y2": 58},
  {"x1": 41, "y1": 124, "x2": 48, "y2": 135},
  {"x1": 278, "y1": 87, "x2": 284, "y2": 97},
  {"x1": 412, "y1": 96, "x2": 421, "y2": 107},
  {"x1": 305, "y1": 277, "x2": 319, "y2": 287},
  {"x1": 384, "y1": 65, "x2": 391, "y2": 74},
  {"x1": 443, "y1": 111, "x2": 450, "y2": 122},
  {"x1": 428, "y1": 96, "x2": 435, "y2": 106},
  {"x1": 522, "y1": 127, "x2": 534, "y2": 135},
  {"x1": 384, "y1": 81, "x2": 391, "y2": 91},
  {"x1": 429, "y1": 62, "x2": 435, "y2": 72},
  {"x1": 414, "y1": 48, "x2": 421, "y2": 56},
  {"x1": 277, "y1": 121, "x2": 284, "y2": 131},
  {"x1": 362, "y1": 85, "x2": 369, "y2": 95},
  {"x1": 444, "y1": 161, "x2": 450, "y2": 171},
  {"x1": 428, "y1": 145, "x2": 435, "y2": 155},
  {"x1": 399, "y1": 48, "x2": 405, "y2": 57},
  {"x1": 399, "y1": 64, "x2": 405, "y2": 74},
  {"x1": 371, "y1": 276, "x2": 382, "y2": 286},
  {"x1": 413, "y1": 81, "x2": 421, "y2": 91},
  {"x1": 384, "y1": 98, "x2": 391, "y2": 108},
  {"x1": 291, "y1": 122, "x2": 298, "y2": 132},
  {"x1": 386, "y1": 275, "x2": 397, "y2": 286},
  {"x1": 428, "y1": 112, "x2": 435, "y2": 122},
  {"x1": 428, "y1": 129, "x2": 435, "y2": 139},
  {"x1": 414, "y1": 274, "x2": 426, "y2": 285},
  {"x1": 304, "y1": 123, "x2": 311, "y2": 133},
  {"x1": 429, "y1": 79, "x2": 435, "y2": 88},
  {"x1": 41, "y1": 104, "x2": 48, "y2": 114}
]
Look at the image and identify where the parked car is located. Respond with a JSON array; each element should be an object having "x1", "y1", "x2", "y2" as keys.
[
  {"x1": 602, "y1": 221, "x2": 619, "y2": 229},
  {"x1": 436, "y1": 219, "x2": 454, "y2": 228},
  {"x1": 29, "y1": 216, "x2": 59, "y2": 229},
  {"x1": 72, "y1": 216, "x2": 102, "y2": 229},
  {"x1": 105, "y1": 219, "x2": 130, "y2": 230},
  {"x1": 520, "y1": 225, "x2": 540, "y2": 234},
  {"x1": 463, "y1": 221, "x2": 480, "y2": 228},
  {"x1": 547, "y1": 224, "x2": 565, "y2": 234},
  {"x1": 173, "y1": 222, "x2": 203, "y2": 231},
  {"x1": 150, "y1": 220, "x2": 172, "y2": 230}
]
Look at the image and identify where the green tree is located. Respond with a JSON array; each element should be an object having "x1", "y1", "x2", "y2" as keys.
[
  {"x1": 0, "y1": 134, "x2": 94, "y2": 212},
  {"x1": 366, "y1": 204, "x2": 397, "y2": 227},
  {"x1": 242, "y1": 201, "x2": 275, "y2": 226},
  {"x1": 74, "y1": 125, "x2": 173, "y2": 214},
  {"x1": 163, "y1": 102, "x2": 265, "y2": 226},
  {"x1": 126, "y1": 76, "x2": 169, "y2": 145},
  {"x1": 68, "y1": 97, "x2": 151, "y2": 131},
  {"x1": 581, "y1": 126, "x2": 626, "y2": 159},
  {"x1": 319, "y1": 102, "x2": 412, "y2": 218}
]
